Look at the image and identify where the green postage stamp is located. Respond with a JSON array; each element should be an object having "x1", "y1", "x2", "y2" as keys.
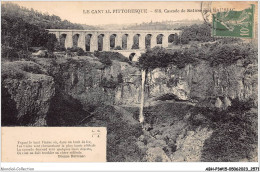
[{"x1": 212, "y1": 4, "x2": 255, "y2": 38}]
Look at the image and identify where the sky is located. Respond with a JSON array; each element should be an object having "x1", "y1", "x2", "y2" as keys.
[{"x1": 10, "y1": 1, "x2": 204, "y2": 25}]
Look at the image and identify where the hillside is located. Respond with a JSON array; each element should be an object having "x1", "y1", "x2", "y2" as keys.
[
  {"x1": 95, "y1": 20, "x2": 203, "y2": 30},
  {"x1": 122, "y1": 20, "x2": 203, "y2": 30},
  {"x1": 1, "y1": 2, "x2": 98, "y2": 30}
]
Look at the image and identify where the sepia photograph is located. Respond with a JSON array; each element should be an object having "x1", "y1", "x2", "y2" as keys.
[{"x1": 1, "y1": 0, "x2": 258, "y2": 166}]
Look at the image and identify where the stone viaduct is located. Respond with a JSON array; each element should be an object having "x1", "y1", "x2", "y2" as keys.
[{"x1": 47, "y1": 29, "x2": 182, "y2": 52}]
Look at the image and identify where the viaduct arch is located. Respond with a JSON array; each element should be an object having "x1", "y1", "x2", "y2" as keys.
[{"x1": 47, "y1": 29, "x2": 182, "y2": 52}]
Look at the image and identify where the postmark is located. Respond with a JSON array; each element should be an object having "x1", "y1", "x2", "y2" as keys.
[
  {"x1": 201, "y1": 2, "x2": 213, "y2": 25},
  {"x1": 212, "y1": 4, "x2": 255, "y2": 38}
]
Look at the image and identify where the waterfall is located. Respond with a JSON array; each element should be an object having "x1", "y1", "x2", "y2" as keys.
[{"x1": 139, "y1": 69, "x2": 146, "y2": 123}]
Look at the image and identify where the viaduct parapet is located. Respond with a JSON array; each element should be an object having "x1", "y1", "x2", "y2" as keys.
[{"x1": 47, "y1": 29, "x2": 182, "y2": 52}]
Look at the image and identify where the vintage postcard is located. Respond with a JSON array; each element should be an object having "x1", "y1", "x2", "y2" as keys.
[{"x1": 1, "y1": 0, "x2": 258, "y2": 171}]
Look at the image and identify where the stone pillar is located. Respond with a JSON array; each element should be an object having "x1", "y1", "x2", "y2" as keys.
[
  {"x1": 78, "y1": 33, "x2": 86, "y2": 51},
  {"x1": 139, "y1": 34, "x2": 146, "y2": 50},
  {"x1": 162, "y1": 34, "x2": 169, "y2": 48},
  {"x1": 65, "y1": 32, "x2": 73, "y2": 49},
  {"x1": 127, "y1": 34, "x2": 134, "y2": 50},
  {"x1": 103, "y1": 34, "x2": 110, "y2": 51},
  {"x1": 115, "y1": 34, "x2": 123, "y2": 48},
  {"x1": 150, "y1": 34, "x2": 157, "y2": 48},
  {"x1": 90, "y1": 34, "x2": 98, "y2": 52}
]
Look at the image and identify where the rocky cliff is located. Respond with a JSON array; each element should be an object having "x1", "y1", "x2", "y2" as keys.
[
  {"x1": 2, "y1": 55, "x2": 257, "y2": 126},
  {"x1": 146, "y1": 60, "x2": 257, "y2": 107},
  {"x1": 2, "y1": 61, "x2": 55, "y2": 126}
]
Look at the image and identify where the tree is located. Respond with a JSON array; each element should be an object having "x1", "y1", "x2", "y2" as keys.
[
  {"x1": 114, "y1": 46, "x2": 122, "y2": 50},
  {"x1": 45, "y1": 33, "x2": 58, "y2": 52},
  {"x1": 98, "y1": 54, "x2": 112, "y2": 66},
  {"x1": 180, "y1": 23, "x2": 214, "y2": 44}
]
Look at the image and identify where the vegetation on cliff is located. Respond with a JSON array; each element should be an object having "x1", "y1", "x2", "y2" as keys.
[
  {"x1": 138, "y1": 41, "x2": 257, "y2": 70},
  {"x1": 1, "y1": 2, "x2": 98, "y2": 61},
  {"x1": 122, "y1": 20, "x2": 203, "y2": 30},
  {"x1": 1, "y1": 4, "x2": 59, "y2": 60},
  {"x1": 1, "y1": 2, "x2": 95, "y2": 30},
  {"x1": 93, "y1": 51, "x2": 130, "y2": 67}
]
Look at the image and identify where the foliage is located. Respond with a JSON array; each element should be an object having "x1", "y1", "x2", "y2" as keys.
[
  {"x1": 45, "y1": 34, "x2": 58, "y2": 52},
  {"x1": 138, "y1": 46, "x2": 198, "y2": 70},
  {"x1": 169, "y1": 34, "x2": 180, "y2": 45},
  {"x1": 1, "y1": 2, "x2": 97, "y2": 30},
  {"x1": 94, "y1": 51, "x2": 129, "y2": 65},
  {"x1": 123, "y1": 20, "x2": 203, "y2": 30},
  {"x1": 138, "y1": 42, "x2": 257, "y2": 70},
  {"x1": 1, "y1": 2, "x2": 99, "y2": 61},
  {"x1": 45, "y1": 52, "x2": 56, "y2": 59},
  {"x1": 100, "y1": 77, "x2": 118, "y2": 89},
  {"x1": 1, "y1": 14, "x2": 59, "y2": 61},
  {"x1": 208, "y1": 43, "x2": 258, "y2": 67},
  {"x1": 54, "y1": 44, "x2": 66, "y2": 52},
  {"x1": 155, "y1": 93, "x2": 181, "y2": 101},
  {"x1": 1, "y1": 46, "x2": 15, "y2": 60},
  {"x1": 99, "y1": 54, "x2": 113, "y2": 66},
  {"x1": 77, "y1": 48, "x2": 85, "y2": 56},
  {"x1": 2, "y1": 15, "x2": 57, "y2": 50},
  {"x1": 66, "y1": 47, "x2": 85, "y2": 56},
  {"x1": 179, "y1": 23, "x2": 214, "y2": 44},
  {"x1": 132, "y1": 44, "x2": 139, "y2": 49},
  {"x1": 1, "y1": 61, "x2": 44, "y2": 80},
  {"x1": 114, "y1": 46, "x2": 122, "y2": 50}
]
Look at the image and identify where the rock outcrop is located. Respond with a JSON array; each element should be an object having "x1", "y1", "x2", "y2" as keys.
[
  {"x1": 2, "y1": 61, "x2": 55, "y2": 126},
  {"x1": 171, "y1": 127, "x2": 213, "y2": 162},
  {"x1": 145, "y1": 60, "x2": 257, "y2": 107}
]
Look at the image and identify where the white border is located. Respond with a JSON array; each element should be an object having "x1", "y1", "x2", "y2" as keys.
[{"x1": 0, "y1": 0, "x2": 259, "y2": 171}]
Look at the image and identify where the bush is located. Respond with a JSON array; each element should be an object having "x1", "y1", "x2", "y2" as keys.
[
  {"x1": 45, "y1": 33, "x2": 58, "y2": 52},
  {"x1": 23, "y1": 65, "x2": 44, "y2": 74},
  {"x1": 100, "y1": 77, "x2": 118, "y2": 89},
  {"x1": 1, "y1": 61, "x2": 45, "y2": 80},
  {"x1": 65, "y1": 47, "x2": 86, "y2": 57},
  {"x1": 138, "y1": 46, "x2": 198, "y2": 70},
  {"x1": 45, "y1": 52, "x2": 56, "y2": 59},
  {"x1": 1, "y1": 46, "x2": 19, "y2": 61},
  {"x1": 76, "y1": 48, "x2": 85, "y2": 56},
  {"x1": 155, "y1": 93, "x2": 180, "y2": 101},
  {"x1": 209, "y1": 43, "x2": 257, "y2": 67},
  {"x1": 99, "y1": 54, "x2": 113, "y2": 66},
  {"x1": 114, "y1": 46, "x2": 122, "y2": 50},
  {"x1": 94, "y1": 51, "x2": 129, "y2": 66},
  {"x1": 66, "y1": 47, "x2": 80, "y2": 52},
  {"x1": 54, "y1": 43, "x2": 66, "y2": 52},
  {"x1": 180, "y1": 23, "x2": 214, "y2": 44},
  {"x1": 132, "y1": 44, "x2": 139, "y2": 49}
]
